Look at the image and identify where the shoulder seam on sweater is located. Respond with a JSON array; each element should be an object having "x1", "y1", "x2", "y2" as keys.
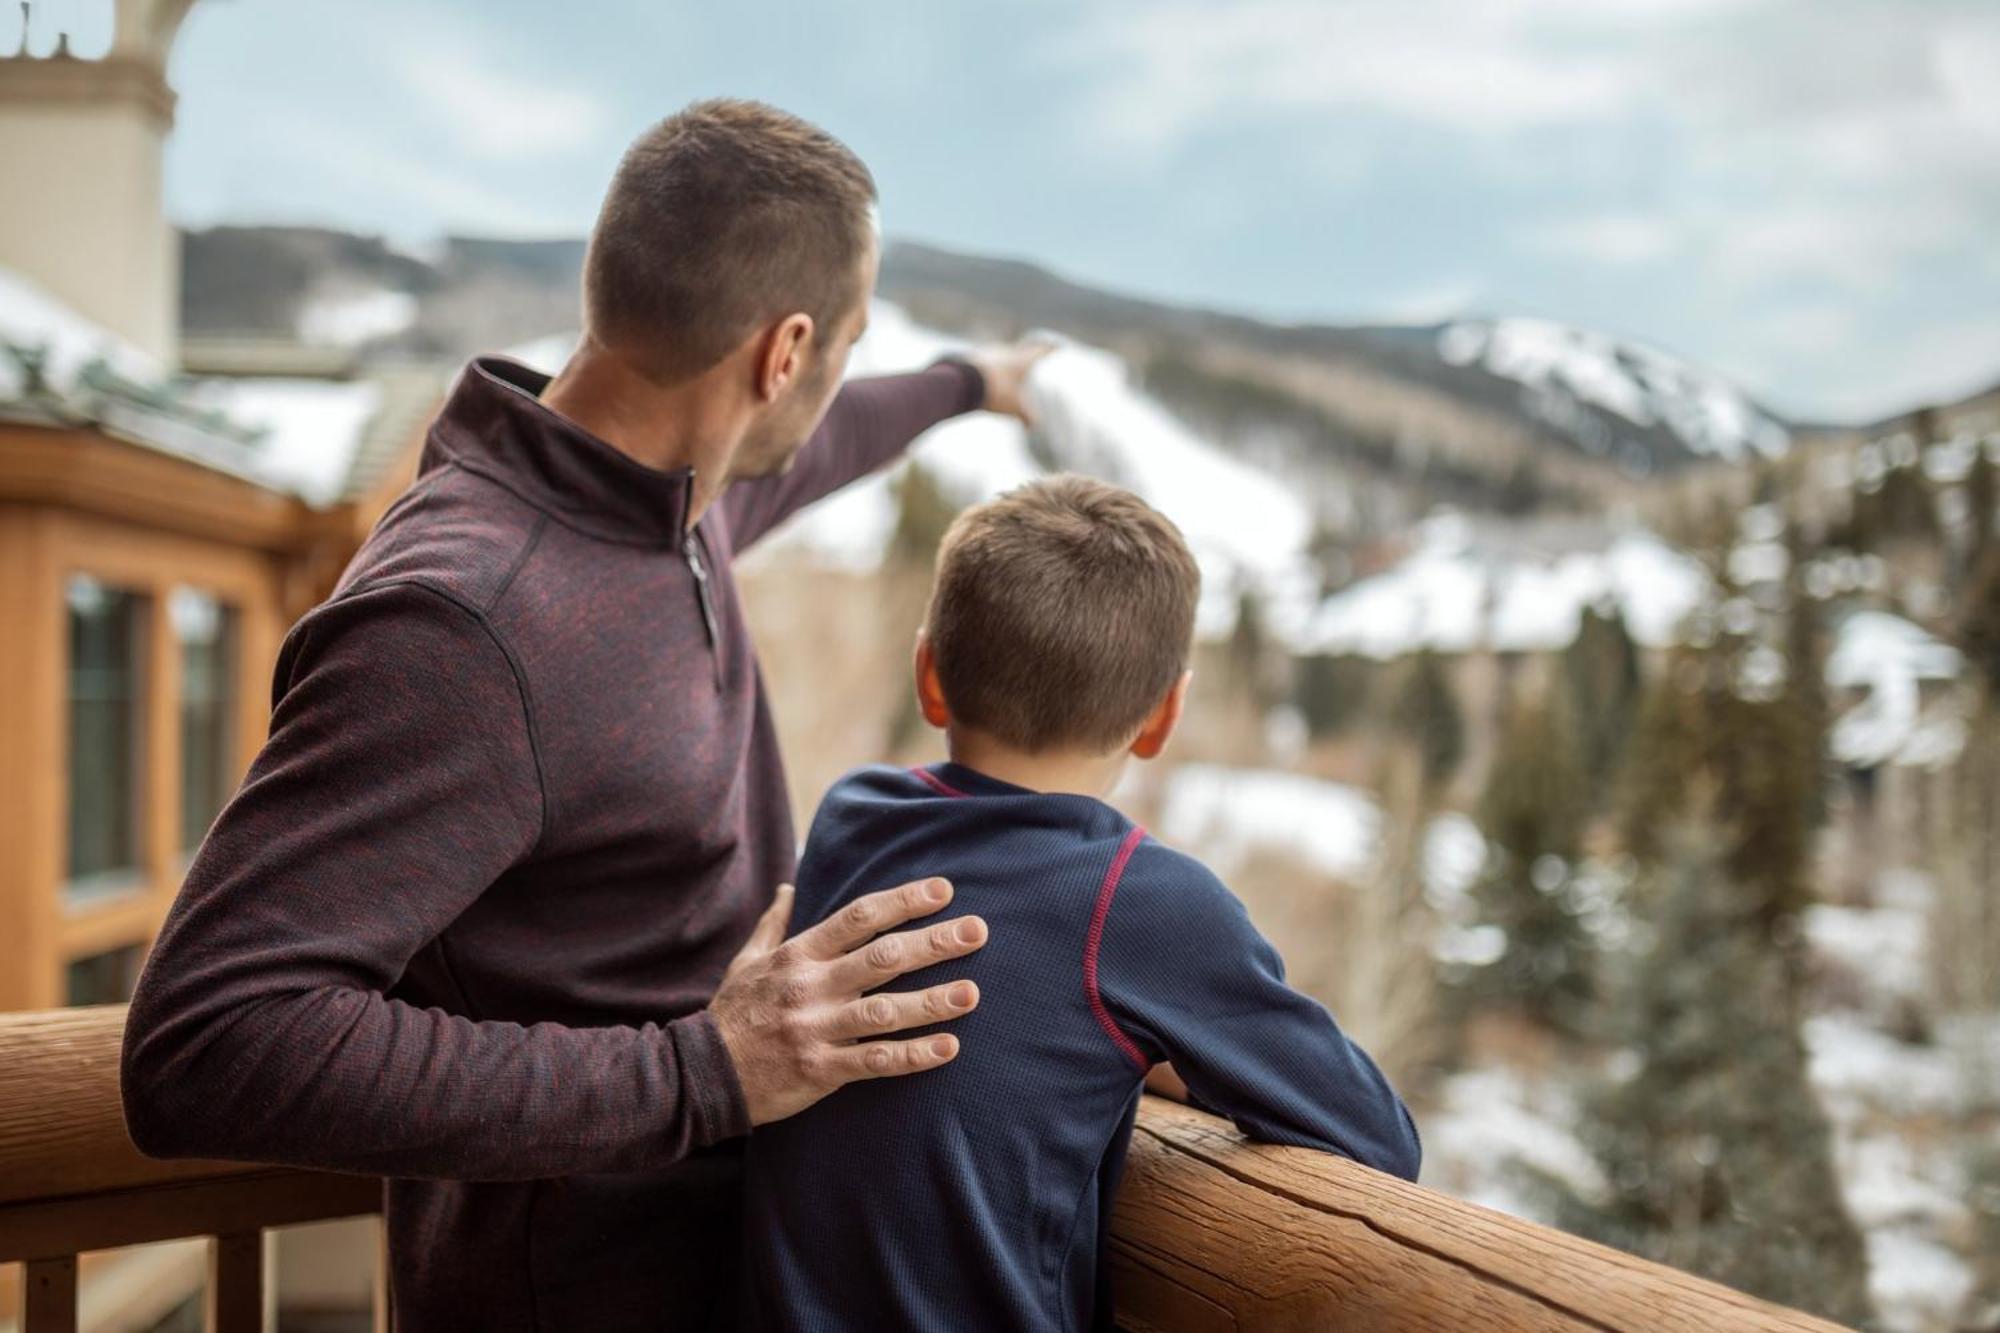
[
  {"x1": 1083, "y1": 825, "x2": 1151, "y2": 1071},
  {"x1": 338, "y1": 577, "x2": 554, "y2": 856},
  {"x1": 485, "y1": 510, "x2": 549, "y2": 613}
]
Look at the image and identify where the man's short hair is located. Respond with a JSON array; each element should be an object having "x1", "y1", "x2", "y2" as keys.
[
  {"x1": 585, "y1": 99, "x2": 878, "y2": 382},
  {"x1": 927, "y1": 475, "x2": 1201, "y2": 753}
]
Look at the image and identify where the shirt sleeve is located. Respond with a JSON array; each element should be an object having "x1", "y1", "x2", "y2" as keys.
[
  {"x1": 1094, "y1": 840, "x2": 1422, "y2": 1180},
  {"x1": 721, "y1": 359, "x2": 985, "y2": 554},
  {"x1": 120, "y1": 580, "x2": 748, "y2": 1181}
]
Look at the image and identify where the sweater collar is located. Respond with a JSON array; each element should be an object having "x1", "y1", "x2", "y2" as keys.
[{"x1": 429, "y1": 355, "x2": 695, "y2": 545}]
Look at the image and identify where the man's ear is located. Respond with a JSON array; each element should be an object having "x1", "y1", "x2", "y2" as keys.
[
  {"x1": 1130, "y1": 670, "x2": 1192, "y2": 761},
  {"x1": 914, "y1": 630, "x2": 951, "y2": 730},
  {"x1": 756, "y1": 313, "x2": 815, "y2": 401}
]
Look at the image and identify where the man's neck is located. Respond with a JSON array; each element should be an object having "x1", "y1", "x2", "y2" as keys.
[
  {"x1": 945, "y1": 730, "x2": 1128, "y2": 799},
  {"x1": 538, "y1": 338, "x2": 744, "y2": 527}
]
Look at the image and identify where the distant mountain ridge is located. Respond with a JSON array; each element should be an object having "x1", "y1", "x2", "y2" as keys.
[{"x1": 174, "y1": 226, "x2": 1964, "y2": 538}]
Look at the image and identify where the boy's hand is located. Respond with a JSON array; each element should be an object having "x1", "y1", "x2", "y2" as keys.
[
  {"x1": 711, "y1": 878, "x2": 987, "y2": 1126},
  {"x1": 967, "y1": 340, "x2": 1057, "y2": 425}
]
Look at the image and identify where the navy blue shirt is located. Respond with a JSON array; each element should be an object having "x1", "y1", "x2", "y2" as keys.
[{"x1": 739, "y1": 762, "x2": 1421, "y2": 1332}]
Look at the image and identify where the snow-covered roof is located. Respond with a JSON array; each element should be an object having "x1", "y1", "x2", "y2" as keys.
[
  {"x1": 178, "y1": 376, "x2": 386, "y2": 508},
  {"x1": 1825, "y1": 610, "x2": 1964, "y2": 769},
  {"x1": 1, "y1": 263, "x2": 409, "y2": 509},
  {"x1": 1299, "y1": 513, "x2": 1709, "y2": 659},
  {"x1": 0, "y1": 265, "x2": 161, "y2": 397},
  {"x1": 1438, "y1": 316, "x2": 1789, "y2": 464}
]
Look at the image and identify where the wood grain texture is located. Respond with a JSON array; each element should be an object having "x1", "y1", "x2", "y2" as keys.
[
  {"x1": 1110, "y1": 1097, "x2": 1853, "y2": 1332},
  {"x1": 0, "y1": 1008, "x2": 1849, "y2": 1330}
]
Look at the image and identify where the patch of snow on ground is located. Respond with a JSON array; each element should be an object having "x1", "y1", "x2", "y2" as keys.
[
  {"x1": 1422, "y1": 1066, "x2": 1602, "y2": 1216},
  {"x1": 1826, "y1": 611, "x2": 1963, "y2": 769},
  {"x1": 1867, "y1": 1228, "x2": 1976, "y2": 1332},
  {"x1": 1301, "y1": 514, "x2": 1708, "y2": 659},
  {"x1": 1807, "y1": 1014, "x2": 1964, "y2": 1119},
  {"x1": 1156, "y1": 764, "x2": 1381, "y2": 883},
  {"x1": 1807, "y1": 900, "x2": 1931, "y2": 1015}
]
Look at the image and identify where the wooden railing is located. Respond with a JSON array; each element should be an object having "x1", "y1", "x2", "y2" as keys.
[{"x1": 2, "y1": 1006, "x2": 1849, "y2": 1332}]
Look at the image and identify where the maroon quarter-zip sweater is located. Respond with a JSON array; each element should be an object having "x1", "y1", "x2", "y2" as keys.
[{"x1": 120, "y1": 354, "x2": 986, "y2": 1332}]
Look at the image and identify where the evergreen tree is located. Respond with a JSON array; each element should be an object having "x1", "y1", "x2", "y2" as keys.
[
  {"x1": 887, "y1": 460, "x2": 959, "y2": 567},
  {"x1": 882, "y1": 463, "x2": 961, "y2": 756},
  {"x1": 1388, "y1": 649, "x2": 1464, "y2": 794},
  {"x1": 1573, "y1": 543, "x2": 1871, "y2": 1319},
  {"x1": 1296, "y1": 653, "x2": 1379, "y2": 738},
  {"x1": 1617, "y1": 635, "x2": 1823, "y2": 968},
  {"x1": 1550, "y1": 821, "x2": 1876, "y2": 1325},
  {"x1": 1458, "y1": 686, "x2": 1593, "y2": 1031},
  {"x1": 1968, "y1": 446, "x2": 1998, "y2": 571},
  {"x1": 1961, "y1": 1139, "x2": 2000, "y2": 1331},
  {"x1": 1562, "y1": 605, "x2": 1642, "y2": 797}
]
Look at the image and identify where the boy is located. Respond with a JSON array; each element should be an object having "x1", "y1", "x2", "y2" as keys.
[{"x1": 740, "y1": 475, "x2": 1420, "y2": 1332}]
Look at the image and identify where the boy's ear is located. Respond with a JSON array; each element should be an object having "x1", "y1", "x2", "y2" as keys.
[
  {"x1": 1130, "y1": 669, "x2": 1192, "y2": 761},
  {"x1": 914, "y1": 630, "x2": 951, "y2": 730}
]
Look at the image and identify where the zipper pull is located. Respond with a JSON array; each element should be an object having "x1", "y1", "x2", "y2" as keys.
[{"x1": 685, "y1": 531, "x2": 723, "y2": 689}]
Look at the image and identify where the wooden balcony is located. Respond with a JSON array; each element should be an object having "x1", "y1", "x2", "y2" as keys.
[{"x1": 1, "y1": 1006, "x2": 1849, "y2": 1332}]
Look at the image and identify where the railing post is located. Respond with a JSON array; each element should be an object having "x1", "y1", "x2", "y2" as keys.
[
  {"x1": 22, "y1": 1255, "x2": 78, "y2": 1333},
  {"x1": 207, "y1": 1230, "x2": 264, "y2": 1333},
  {"x1": 373, "y1": 1214, "x2": 395, "y2": 1332}
]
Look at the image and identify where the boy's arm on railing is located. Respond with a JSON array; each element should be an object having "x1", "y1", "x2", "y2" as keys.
[
  {"x1": 120, "y1": 583, "x2": 746, "y2": 1181},
  {"x1": 1095, "y1": 841, "x2": 1422, "y2": 1180}
]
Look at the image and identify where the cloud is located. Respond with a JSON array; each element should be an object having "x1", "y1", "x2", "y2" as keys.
[
  {"x1": 1525, "y1": 214, "x2": 1682, "y2": 266},
  {"x1": 1054, "y1": 0, "x2": 1772, "y2": 156},
  {"x1": 395, "y1": 46, "x2": 610, "y2": 161},
  {"x1": 1053, "y1": 0, "x2": 2000, "y2": 413}
]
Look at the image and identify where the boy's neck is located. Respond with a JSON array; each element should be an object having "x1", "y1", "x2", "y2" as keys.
[{"x1": 944, "y1": 730, "x2": 1127, "y2": 800}]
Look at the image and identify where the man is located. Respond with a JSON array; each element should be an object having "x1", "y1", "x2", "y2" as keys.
[{"x1": 121, "y1": 99, "x2": 1048, "y2": 1330}]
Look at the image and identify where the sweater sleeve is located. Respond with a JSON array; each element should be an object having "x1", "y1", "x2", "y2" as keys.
[
  {"x1": 721, "y1": 359, "x2": 985, "y2": 554},
  {"x1": 120, "y1": 580, "x2": 748, "y2": 1181},
  {"x1": 1095, "y1": 840, "x2": 1422, "y2": 1180}
]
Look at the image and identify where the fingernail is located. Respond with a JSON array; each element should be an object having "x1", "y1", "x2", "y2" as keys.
[
  {"x1": 956, "y1": 918, "x2": 986, "y2": 945},
  {"x1": 948, "y1": 982, "x2": 976, "y2": 1008},
  {"x1": 927, "y1": 878, "x2": 952, "y2": 903},
  {"x1": 931, "y1": 1036, "x2": 957, "y2": 1059}
]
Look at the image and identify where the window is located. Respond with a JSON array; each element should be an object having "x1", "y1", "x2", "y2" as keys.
[
  {"x1": 172, "y1": 587, "x2": 238, "y2": 854},
  {"x1": 66, "y1": 575, "x2": 148, "y2": 895},
  {"x1": 66, "y1": 943, "x2": 144, "y2": 1007}
]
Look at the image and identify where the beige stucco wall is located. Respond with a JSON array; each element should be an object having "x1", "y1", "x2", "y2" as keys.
[{"x1": 0, "y1": 93, "x2": 177, "y2": 365}]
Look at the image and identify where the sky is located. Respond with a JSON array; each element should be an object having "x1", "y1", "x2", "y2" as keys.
[{"x1": 14, "y1": 0, "x2": 2000, "y2": 422}]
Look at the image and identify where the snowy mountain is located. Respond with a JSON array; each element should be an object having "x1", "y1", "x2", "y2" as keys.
[
  {"x1": 175, "y1": 227, "x2": 1808, "y2": 531},
  {"x1": 1436, "y1": 317, "x2": 1790, "y2": 466}
]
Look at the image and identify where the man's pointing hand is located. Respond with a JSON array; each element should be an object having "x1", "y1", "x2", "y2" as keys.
[{"x1": 711, "y1": 877, "x2": 986, "y2": 1126}]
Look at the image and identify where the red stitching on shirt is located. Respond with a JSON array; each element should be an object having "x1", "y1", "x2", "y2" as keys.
[
  {"x1": 910, "y1": 766, "x2": 969, "y2": 798},
  {"x1": 1085, "y1": 826, "x2": 1150, "y2": 1071}
]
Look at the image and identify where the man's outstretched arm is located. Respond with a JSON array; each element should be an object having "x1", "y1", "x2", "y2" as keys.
[
  {"x1": 721, "y1": 343, "x2": 1051, "y2": 553},
  {"x1": 121, "y1": 581, "x2": 986, "y2": 1180}
]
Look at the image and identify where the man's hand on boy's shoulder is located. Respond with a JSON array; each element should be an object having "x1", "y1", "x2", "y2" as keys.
[
  {"x1": 966, "y1": 340, "x2": 1057, "y2": 426},
  {"x1": 711, "y1": 878, "x2": 989, "y2": 1126}
]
